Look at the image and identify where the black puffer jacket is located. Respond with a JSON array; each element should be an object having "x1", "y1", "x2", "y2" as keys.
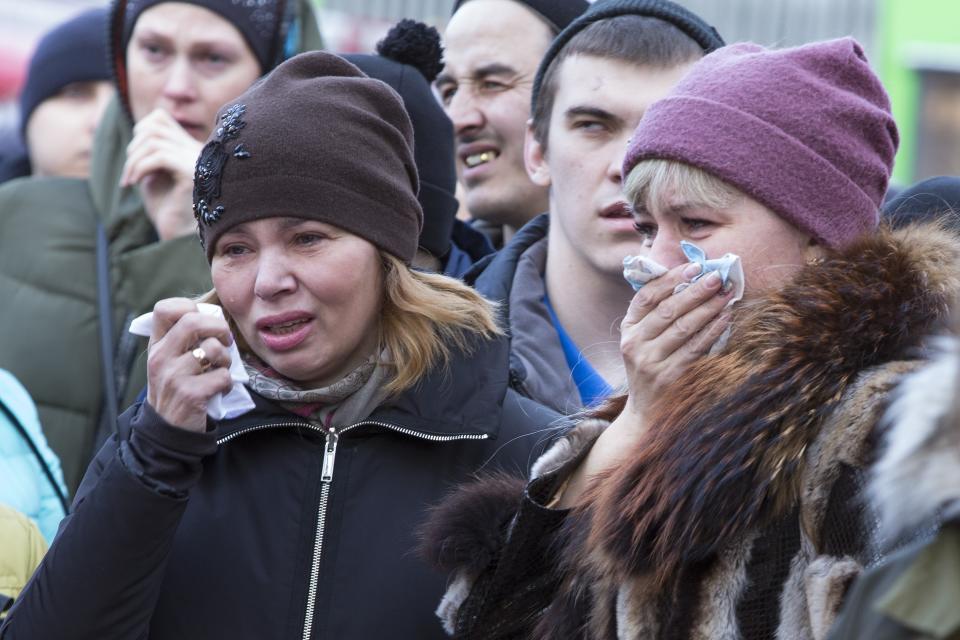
[{"x1": 0, "y1": 332, "x2": 558, "y2": 639}]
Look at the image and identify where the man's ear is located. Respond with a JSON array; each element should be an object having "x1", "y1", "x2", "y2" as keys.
[{"x1": 524, "y1": 119, "x2": 550, "y2": 187}]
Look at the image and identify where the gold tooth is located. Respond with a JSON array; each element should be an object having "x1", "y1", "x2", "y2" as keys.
[{"x1": 467, "y1": 152, "x2": 496, "y2": 167}]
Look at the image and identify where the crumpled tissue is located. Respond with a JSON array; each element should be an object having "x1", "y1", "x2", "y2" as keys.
[
  {"x1": 623, "y1": 240, "x2": 745, "y2": 306},
  {"x1": 129, "y1": 302, "x2": 256, "y2": 420}
]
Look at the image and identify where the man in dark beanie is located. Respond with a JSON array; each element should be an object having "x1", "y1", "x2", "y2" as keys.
[
  {"x1": 17, "y1": 7, "x2": 112, "y2": 180},
  {"x1": 345, "y1": 19, "x2": 494, "y2": 277},
  {"x1": 436, "y1": 0, "x2": 589, "y2": 248},
  {"x1": 464, "y1": 0, "x2": 724, "y2": 414}
]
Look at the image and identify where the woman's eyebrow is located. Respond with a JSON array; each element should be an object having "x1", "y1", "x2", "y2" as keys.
[
  {"x1": 663, "y1": 202, "x2": 710, "y2": 217},
  {"x1": 277, "y1": 218, "x2": 309, "y2": 232}
]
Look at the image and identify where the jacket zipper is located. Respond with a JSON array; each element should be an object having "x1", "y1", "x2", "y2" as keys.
[
  {"x1": 222, "y1": 419, "x2": 487, "y2": 640},
  {"x1": 302, "y1": 421, "x2": 489, "y2": 640},
  {"x1": 302, "y1": 426, "x2": 336, "y2": 640}
]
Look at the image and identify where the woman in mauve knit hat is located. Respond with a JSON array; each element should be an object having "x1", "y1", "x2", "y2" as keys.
[
  {"x1": 423, "y1": 38, "x2": 960, "y2": 639},
  {"x1": 0, "y1": 51, "x2": 556, "y2": 640}
]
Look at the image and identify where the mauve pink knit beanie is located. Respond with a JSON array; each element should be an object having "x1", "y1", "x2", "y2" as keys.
[{"x1": 622, "y1": 38, "x2": 899, "y2": 248}]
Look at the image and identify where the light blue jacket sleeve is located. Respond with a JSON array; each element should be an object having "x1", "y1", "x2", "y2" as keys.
[{"x1": 0, "y1": 370, "x2": 67, "y2": 543}]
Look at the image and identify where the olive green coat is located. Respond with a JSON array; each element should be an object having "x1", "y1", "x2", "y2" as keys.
[{"x1": 0, "y1": 98, "x2": 212, "y2": 492}]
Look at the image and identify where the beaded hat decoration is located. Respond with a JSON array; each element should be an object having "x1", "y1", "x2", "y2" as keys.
[
  {"x1": 193, "y1": 103, "x2": 250, "y2": 235},
  {"x1": 192, "y1": 51, "x2": 423, "y2": 264}
]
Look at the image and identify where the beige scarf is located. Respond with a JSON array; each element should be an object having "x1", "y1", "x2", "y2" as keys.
[{"x1": 243, "y1": 352, "x2": 391, "y2": 429}]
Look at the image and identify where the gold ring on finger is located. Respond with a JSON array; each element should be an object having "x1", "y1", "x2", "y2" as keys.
[{"x1": 191, "y1": 347, "x2": 212, "y2": 373}]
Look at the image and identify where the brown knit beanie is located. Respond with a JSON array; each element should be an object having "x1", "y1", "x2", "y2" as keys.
[{"x1": 194, "y1": 51, "x2": 423, "y2": 262}]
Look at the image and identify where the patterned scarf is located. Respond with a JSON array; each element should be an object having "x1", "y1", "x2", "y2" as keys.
[{"x1": 243, "y1": 352, "x2": 391, "y2": 429}]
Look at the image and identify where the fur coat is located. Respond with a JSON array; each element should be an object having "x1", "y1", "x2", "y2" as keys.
[
  {"x1": 422, "y1": 225, "x2": 960, "y2": 640},
  {"x1": 828, "y1": 335, "x2": 960, "y2": 639}
]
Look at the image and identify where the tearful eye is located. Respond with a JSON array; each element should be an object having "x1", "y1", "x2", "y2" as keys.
[
  {"x1": 633, "y1": 222, "x2": 657, "y2": 237},
  {"x1": 295, "y1": 233, "x2": 325, "y2": 246},
  {"x1": 682, "y1": 218, "x2": 712, "y2": 231},
  {"x1": 223, "y1": 244, "x2": 249, "y2": 256}
]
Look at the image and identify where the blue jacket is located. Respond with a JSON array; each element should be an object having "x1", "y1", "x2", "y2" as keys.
[
  {"x1": 0, "y1": 370, "x2": 67, "y2": 543},
  {"x1": 443, "y1": 220, "x2": 495, "y2": 279}
]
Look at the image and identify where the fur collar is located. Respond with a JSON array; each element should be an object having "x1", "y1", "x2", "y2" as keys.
[
  {"x1": 871, "y1": 336, "x2": 960, "y2": 542},
  {"x1": 584, "y1": 224, "x2": 960, "y2": 586}
]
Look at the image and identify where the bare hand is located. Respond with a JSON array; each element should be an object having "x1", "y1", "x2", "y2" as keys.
[
  {"x1": 146, "y1": 298, "x2": 234, "y2": 432},
  {"x1": 121, "y1": 109, "x2": 203, "y2": 241},
  {"x1": 555, "y1": 263, "x2": 735, "y2": 508},
  {"x1": 619, "y1": 262, "x2": 734, "y2": 421}
]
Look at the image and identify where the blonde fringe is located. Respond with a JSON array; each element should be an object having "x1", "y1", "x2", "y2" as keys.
[
  {"x1": 197, "y1": 252, "x2": 502, "y2": 397},
  {"x1": 624, "y1": 158, "x2": 738, "y2": 213}
]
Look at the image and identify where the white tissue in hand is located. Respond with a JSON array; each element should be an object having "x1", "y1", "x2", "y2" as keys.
[
  {"x1": 622, "y1": 255, "x2": 668, "y2": 291},
  {"x1": 622, "y1": 241, "x2": 745, "y2": 306},
  {"x1": 678, "y1": 241, "x2": 745, "y2": 305},
  {"x1": 129, "y1": 302, "x2": 256, "y2": 420}
]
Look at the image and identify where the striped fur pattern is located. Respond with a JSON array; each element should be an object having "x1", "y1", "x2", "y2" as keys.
[
  {"x1": 871, "y1": 335, "x2": 960, "y2": 542},
  {"x1": 583, "y1": 224, "x2": 960, "y2": 590}
]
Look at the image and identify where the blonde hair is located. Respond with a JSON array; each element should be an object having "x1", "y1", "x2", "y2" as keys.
[
  {"x1": 624, "y1": 158, "x2": 739, "y2": 214},
  {"x1": 379, "y1": 254, "x2": 502, "y2": 393},
  {"x1": 200, "y1": 252, "x2": 502, "y2": 396}
]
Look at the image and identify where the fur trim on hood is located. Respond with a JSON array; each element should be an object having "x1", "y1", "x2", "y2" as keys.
[
  {"x1": 585, "y1": 223, "x2": 960, "y2": 587},
  {"x1": 871, "y1": 335, "x2": 960, "y2": 543}
]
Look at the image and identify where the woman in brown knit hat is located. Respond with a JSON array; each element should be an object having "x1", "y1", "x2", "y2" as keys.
[{"x1": 0, "y1": 51, "x2": 556, "y2": 640}]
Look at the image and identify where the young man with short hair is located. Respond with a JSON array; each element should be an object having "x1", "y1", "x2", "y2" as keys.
[
  {"x1": 468, "y1": 0, "x2": 724, "y2": 413},
  {"x1": 437, "y1": 0, "x2": 588, "y2": 246}
]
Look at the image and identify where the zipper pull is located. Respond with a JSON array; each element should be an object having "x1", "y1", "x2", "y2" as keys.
[{"x1": 321, "y1": 428, "x2": 339, "y2": 483}]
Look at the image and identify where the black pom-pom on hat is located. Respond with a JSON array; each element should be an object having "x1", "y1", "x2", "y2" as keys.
[{"x1": 376, "y1": 19, "x2": 444, "y2": 83}]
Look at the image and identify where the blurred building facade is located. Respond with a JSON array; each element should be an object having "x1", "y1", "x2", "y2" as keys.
[
  {"x1": 878, "y1": 0, "x2": 960, "y2": 184},
  {"x1": 322, "y1": 0, "x2": 879, "y2": 55}
]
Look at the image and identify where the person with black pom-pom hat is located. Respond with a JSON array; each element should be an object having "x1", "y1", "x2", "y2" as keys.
[{"x1": 345, "y1": 20, "x2": 496, "y2": 278}]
